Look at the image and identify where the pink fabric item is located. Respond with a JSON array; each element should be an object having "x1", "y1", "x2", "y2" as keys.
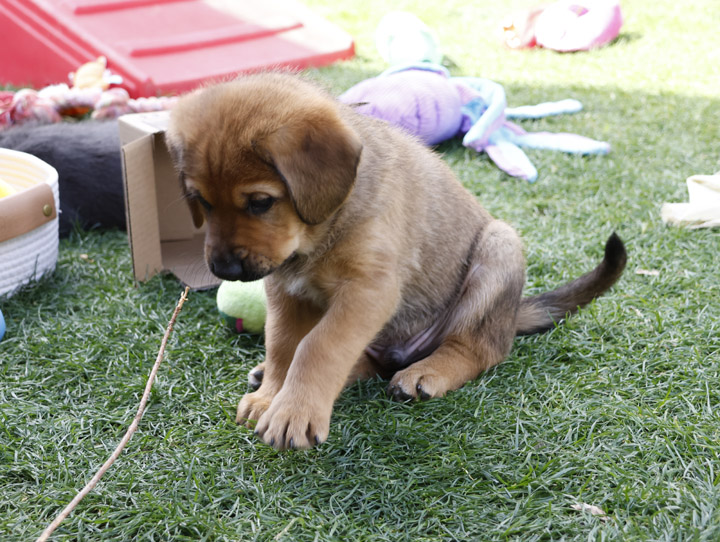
[
  {"x1": 0, "y1": 85, "x2": 178, "y2": 130},
  {"x1": 534, "y1": 0, "x2": 623, "y2": 52}
]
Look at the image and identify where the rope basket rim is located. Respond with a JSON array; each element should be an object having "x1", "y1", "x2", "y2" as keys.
[{"x1": 0, "y1": 147, "x2": 60, "y2": 298}]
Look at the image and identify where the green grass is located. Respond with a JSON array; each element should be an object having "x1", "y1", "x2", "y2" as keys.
[{"x1": 2, "y1": 0, "x2": 720, "y2": 539}]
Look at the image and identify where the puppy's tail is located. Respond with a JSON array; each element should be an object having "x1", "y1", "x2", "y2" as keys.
[{"x1": 515, "y1": 233, "x2": 627, "y2": 336}]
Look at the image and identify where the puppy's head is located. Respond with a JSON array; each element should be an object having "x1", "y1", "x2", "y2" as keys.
[{"x1": 166, "y1": 74, "x2": 363, "y2": 282}]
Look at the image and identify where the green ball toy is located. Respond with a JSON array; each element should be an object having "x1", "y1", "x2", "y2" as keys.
[{"x1": 216, "y1": 279, "x2": 267, "y2": 334}]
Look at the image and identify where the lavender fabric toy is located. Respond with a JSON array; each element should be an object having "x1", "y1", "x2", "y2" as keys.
[{"x1": 339, "y1": 64, "x2": 610, "y2": 182}]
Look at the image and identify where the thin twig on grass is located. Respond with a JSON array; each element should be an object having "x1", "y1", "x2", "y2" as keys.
[{"x1": 36, "y1": 286, "x2": 190, "y2": 542}]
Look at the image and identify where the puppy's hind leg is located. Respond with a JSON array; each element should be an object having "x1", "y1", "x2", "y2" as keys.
[{"x1": 389, "y1": 221, "x2": 525, "y2": 400}]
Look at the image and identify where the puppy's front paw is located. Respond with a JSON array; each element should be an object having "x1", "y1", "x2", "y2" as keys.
[
  {"x1": 236, "y1": 390, "x2": 273, "y2": 427},
  {"x1": 388, "y1": 366, "x2": 447, "y2": 401},
  {"x1": 254, "y1": 391, "x2": 330, "y2": 450}
]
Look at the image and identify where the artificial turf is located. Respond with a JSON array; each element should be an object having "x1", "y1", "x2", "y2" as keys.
[{"x1": 1, "y1": 0, "x2": 719, "y2": 539}]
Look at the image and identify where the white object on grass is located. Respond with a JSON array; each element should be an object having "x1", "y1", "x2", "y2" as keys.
[{"x1": 661, "y1": 173, "x2": 720, "y2": 229}]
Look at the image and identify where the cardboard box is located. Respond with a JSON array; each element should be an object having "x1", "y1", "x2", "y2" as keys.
[{"x1": 119, "y1": 111, "x2": 220, "y2": 290}]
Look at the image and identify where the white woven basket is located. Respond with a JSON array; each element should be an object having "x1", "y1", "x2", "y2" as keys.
[{"x1": 0, "y1": 148, "x2": 59, "y2": 298}]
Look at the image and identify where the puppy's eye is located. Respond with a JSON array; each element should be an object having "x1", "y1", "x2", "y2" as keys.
[{"x1": 248, "y1": 195, "x2": 276, "y2": 215}]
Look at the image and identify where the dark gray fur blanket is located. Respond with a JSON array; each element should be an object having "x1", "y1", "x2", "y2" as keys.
[{"x1": 0, "y1": 121, "x2": 125, "y2": 237}]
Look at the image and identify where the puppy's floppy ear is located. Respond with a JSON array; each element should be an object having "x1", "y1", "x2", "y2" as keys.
[
  {"x1": 180, "y1": 174, "x2": 205, "y2": 229},
  {"x1": 166, "y1": 131, "x2": 205, "y2": 228},
  {"x1": 261, "y1": 116, "x2": 362, "y2": 225}
]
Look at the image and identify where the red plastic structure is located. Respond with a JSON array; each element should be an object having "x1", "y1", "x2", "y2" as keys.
[{"x1": 0, "y1": 0, "x2": 355, "y2": 97}]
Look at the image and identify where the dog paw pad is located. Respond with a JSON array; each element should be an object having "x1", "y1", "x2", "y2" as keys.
[
  {"x1": 388, "y1": 384, "x2": 415, "y2": 402},
  {"x1": 416, "y1": 383, "x2": 431, "y2": 401}
]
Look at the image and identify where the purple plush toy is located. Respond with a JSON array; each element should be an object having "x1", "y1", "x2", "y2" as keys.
[
  {"x1": 340, "y1": 65, "x2": 463, "y2": 146},
  {"x1": 340, "y1": 63, "x2": 610, "y2": 182}
]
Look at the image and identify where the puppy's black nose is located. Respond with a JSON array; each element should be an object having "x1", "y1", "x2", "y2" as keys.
[{"x1": 209, "y1": 255, "x2": 245, "y2": 281}]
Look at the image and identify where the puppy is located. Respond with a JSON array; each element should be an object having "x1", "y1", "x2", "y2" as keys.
[{"x1": 166, "y1": 72, "x2": 626, "y2": 450}]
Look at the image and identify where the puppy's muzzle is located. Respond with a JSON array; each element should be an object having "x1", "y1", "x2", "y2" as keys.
[{"x1": 208, "y1": 249, "x2": 268, "y2": 282}]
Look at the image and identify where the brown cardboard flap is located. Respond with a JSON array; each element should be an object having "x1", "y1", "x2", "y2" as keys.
[
  {"x1": 152, "y1": 133, "x2": 199, "y2": 241},
  {"x1": 119, "y1": 111, "x2": 215, "y2": 289},
  {"x1": 162, "y1": 235, "x2": 220, "y2": 290},
  {"x1": 118, "y1": 111, "x2": 170, "y2": 144},
  {"x1": 0, "y1": 183, "x2": 57, "y2": 243},
  {"x1": 121, "y1": 135, "x2": 163, "y2": 281}
]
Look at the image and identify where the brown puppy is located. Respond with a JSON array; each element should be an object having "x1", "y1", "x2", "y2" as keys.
[{"x1": 166, "y1": 72, "x2": 626, "y2": 450}]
